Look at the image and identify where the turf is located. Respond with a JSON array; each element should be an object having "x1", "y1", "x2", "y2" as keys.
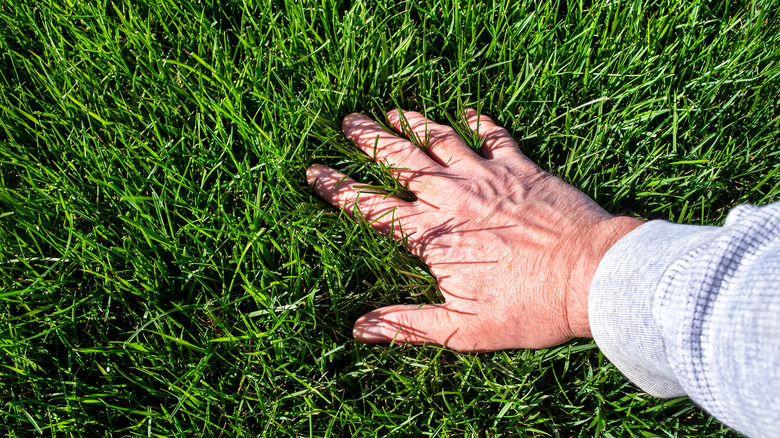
[{"x1": 0, "y1": 0, "x2": 778, "y2": 435}]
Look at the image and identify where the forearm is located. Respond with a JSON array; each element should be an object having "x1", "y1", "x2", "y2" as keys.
[{"x1": 589, "y1": 203, "x2": 780, "y2": 437}]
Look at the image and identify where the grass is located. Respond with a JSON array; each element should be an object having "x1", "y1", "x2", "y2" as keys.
[{"x1": 0, "y1": 0, "x2": 778, "y2": 435}]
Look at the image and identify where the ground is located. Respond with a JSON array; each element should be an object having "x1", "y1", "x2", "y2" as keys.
[{"x1": 0, "y1": 0, "x2": 777, "y2": 435}]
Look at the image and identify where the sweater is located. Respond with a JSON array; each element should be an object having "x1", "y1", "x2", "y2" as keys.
[{"x1": 589, "y1": 203, "x2": 780, "y2": 437}]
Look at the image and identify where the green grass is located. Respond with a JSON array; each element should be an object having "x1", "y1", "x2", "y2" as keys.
[{"x1": 1, "y1": 0, "x2": 778, "y2": 435}]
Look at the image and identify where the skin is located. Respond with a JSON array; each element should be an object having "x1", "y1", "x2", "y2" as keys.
[{"x1": 307, "y1": 109, "x2": 643, "y2": 352}]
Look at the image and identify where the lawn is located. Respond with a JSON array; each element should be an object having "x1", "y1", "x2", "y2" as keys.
[{"x1": 1, "y1": 0, "x2": 778, "y2": 435}]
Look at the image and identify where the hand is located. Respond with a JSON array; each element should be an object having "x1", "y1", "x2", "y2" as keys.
[{"x1": 307, "y1": 109, "x2": 642, "y2": 352}]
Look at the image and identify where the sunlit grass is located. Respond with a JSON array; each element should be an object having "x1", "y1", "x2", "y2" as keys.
[{"x1": 1, "y1": 0, "x2": 777, "y2": 435}]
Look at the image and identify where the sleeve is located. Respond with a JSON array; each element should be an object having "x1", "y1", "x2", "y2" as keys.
[{"x1": 589, "y1": 203, "x2": 780, "y2": 437}]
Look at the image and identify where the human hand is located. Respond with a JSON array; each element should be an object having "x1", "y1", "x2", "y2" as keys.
[{"x1": 307, "y1": 109, "x2": 642, "y2": 352}]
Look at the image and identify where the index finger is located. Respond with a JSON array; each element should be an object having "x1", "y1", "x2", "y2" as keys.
[
  {"x1": 307, "y1": 164, "x2": 422, "y2": 245},
  {"x1": 343, "y1": 113, "x2": 444, "y2": 194}
]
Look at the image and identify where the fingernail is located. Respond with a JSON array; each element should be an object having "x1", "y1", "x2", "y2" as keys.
[
  {"x1": 306, "y1": 165, "x2": 324, "y2": 185},
  {"x1": 353, "y1": 322, "x2": 388, "y2": 344},
  {"x1": 341, "y1": 113, "x2": 366, "y2": 131}
]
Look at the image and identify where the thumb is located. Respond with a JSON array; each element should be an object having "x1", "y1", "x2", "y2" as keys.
[{"x1": 352, "y1": 304, "x2": 476, "y2": 351}]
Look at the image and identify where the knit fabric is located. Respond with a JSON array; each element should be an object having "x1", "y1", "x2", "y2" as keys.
[{"x1": 589, "y1": 203, "x2": 780, "y2": 437}]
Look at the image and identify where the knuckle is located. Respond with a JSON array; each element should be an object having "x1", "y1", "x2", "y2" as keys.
[
  {"x1": 483, "y1": 125, "x2": 511, "y2": 142},
  {"x1": 434, "y1": 133, "x2": 462, "y2": 150},
  {"x1": 417, "y1": 171, "x2": 448, "y2": 193}
]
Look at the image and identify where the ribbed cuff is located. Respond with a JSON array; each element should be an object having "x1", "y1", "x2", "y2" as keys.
[{"x1": 588, "y1": 220, "x2": 719, "y2": 397}]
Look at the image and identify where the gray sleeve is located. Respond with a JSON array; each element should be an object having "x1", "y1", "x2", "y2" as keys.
[{"x1": 589, "y1": 203, "x2": 780, "y2": 437}]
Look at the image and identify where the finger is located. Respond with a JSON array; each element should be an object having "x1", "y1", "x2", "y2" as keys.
[
  {"x1": 464, "y1": 108, "x2": 531, "y2": 163},
  {"x1": 342, "y1": 113, "x2": 442, "y2": 194},
  {"x1": 353, "y1": 304, "x2": 480, "y2": 352},
  {"x1": 388, "y1": 109, "x2": 478, "y2": 167},
  {"x1": 307, "y1": 164, "x2": 420, "y2": 239}
]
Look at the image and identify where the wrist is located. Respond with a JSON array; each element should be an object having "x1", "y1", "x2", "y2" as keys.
[{"x1": 566, "y1": 215, "x2": 644, "y2": 338}]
